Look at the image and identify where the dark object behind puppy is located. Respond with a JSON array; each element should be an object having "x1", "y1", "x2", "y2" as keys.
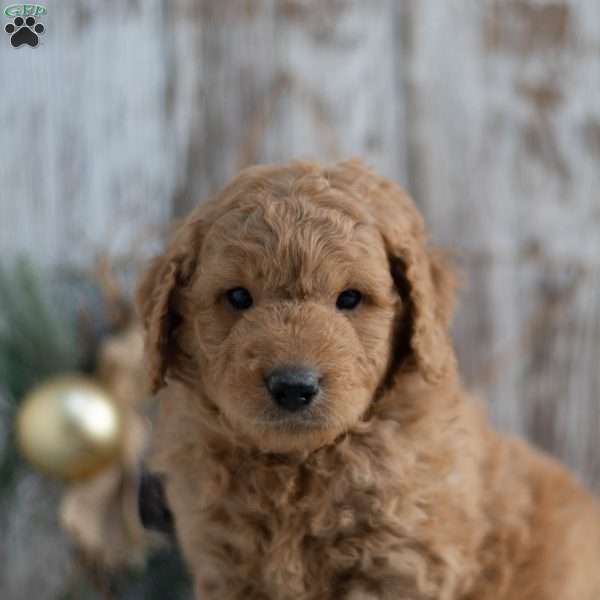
[{"x1": 138, "y1": 470, "x2": 175, "y2": 539}]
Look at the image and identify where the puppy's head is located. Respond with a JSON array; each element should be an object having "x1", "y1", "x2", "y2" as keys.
[{"x1": 137, "y1": 160, "x2": 455, "y2": 453}]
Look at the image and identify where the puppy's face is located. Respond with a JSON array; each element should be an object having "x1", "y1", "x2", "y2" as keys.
[
  {"x1": 138, "y1": 161, "x2": 453, "y2": 454},
  {"x1": 184, "y1": 197, "x2": 399, "y2": 451}
]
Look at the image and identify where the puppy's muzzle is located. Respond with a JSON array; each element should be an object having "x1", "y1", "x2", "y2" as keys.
[{"x1": 265, "y1": 366, "x2": 320, "y2": 412}]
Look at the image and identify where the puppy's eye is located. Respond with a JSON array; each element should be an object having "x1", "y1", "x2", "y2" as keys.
[
  {"x1": 226, "y1": 287, "x2": 253, "y2": 310},
  {"x1": 336, "y1": 289, "x2": 362, "y2": 310}
]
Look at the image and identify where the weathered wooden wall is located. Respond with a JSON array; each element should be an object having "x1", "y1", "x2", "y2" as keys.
[{"x1": 1, "y1": 0, "x2": 600, "y2": 560}]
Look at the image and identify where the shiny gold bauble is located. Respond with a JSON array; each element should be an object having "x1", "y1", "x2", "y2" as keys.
[{"x1": 16, "y1": 375, "x2": 123, "y2": 480}]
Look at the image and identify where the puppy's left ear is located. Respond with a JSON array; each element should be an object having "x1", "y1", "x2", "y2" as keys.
[
  {"x1": 385, "y1": 225, "x2": 456, "y2": 385},
  {"x1": 427, "y1": 248, "x2": 457, "y2": 333},
  {"x1": 330, "y1": 160, "x2": 456, "y2": 384}
]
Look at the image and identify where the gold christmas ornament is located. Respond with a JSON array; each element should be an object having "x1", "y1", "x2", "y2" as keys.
[{"x1": 16, "y1": 375, "x2": 123, "y2": 480}]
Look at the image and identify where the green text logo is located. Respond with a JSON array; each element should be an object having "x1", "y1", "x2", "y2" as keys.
[{"x1": 4, "y1": 4, "x2": 46, "y2": 17}]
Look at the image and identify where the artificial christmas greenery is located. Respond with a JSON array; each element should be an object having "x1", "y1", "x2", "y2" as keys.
[
  {"x1": 0, "y1": 258, "x2": 191, "y2": 600},
  {"x1": 0, "y1": 258, "x2": 80, "y2": 491}
]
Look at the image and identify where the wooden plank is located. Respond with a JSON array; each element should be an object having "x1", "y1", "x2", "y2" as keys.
[
  {"x1": 404, "y1": 0, "x2": 600, "y2": 485},
  {"x1": 0, "y1": 474, "x2": 68, "y2": 600},
  {"x1": 0, "y1": 1, "x2": 174, "y2": 271},
  {"x1": 165, "y1": 0, "x2": 406, "y2": 216}
]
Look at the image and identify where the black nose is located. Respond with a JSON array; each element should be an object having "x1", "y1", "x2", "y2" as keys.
[{"x1": 265, "y1": 367, "x2": 320, "y2": 412}]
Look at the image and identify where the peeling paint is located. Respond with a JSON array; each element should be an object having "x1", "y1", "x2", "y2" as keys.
[
  {"x1": 518, "y1": 81, "x2": 563, "y2": 112},
  {"x1": 522, "y1": 119, "x2": 570, "y2": 181},
  {"x1": 484, "y1": 0, "x2": 571, "y2": 53},
  {"x1": 517, "y1": 80, "x2": 569, "y2": 181},
  {"x1": 582, "y1": 117, "x2": 600, "y2": 157}
]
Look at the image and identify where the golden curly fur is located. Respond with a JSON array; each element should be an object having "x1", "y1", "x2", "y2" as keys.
[{"x1": 137, "y1": 160, "x2": 600, "y2": 599}]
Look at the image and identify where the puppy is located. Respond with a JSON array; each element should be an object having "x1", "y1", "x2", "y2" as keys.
[{"x1": 137, "y1": 160, "x2": 600, "y2": 599}]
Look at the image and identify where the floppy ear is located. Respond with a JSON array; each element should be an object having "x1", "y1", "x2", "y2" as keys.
[
  {"x1": 329, "y1": 160, "x2": 456, "y2": 384},
  {"x1": 387, "y1": 238, "x2": 457, "y2": 384},
  {"x1": 135, "y1": 221, "x2": 202, "y2": 393}
]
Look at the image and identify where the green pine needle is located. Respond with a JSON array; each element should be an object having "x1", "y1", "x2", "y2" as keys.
[
  {"x1": 0, "y1": 258, "x2": 80, "y2": 403},
  {"x1": 0, "y1": 258, "x2": 82, "y2": 489}
]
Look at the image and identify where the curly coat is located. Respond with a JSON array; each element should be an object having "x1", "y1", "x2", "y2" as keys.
[{"x1": 137, "y1": 160, "x2": 600, "y2": 599}]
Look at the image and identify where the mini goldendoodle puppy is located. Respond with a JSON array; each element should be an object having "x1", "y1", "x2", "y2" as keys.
[{"x1": 137, "y1": 160, "x2": 600, "y2": 600}]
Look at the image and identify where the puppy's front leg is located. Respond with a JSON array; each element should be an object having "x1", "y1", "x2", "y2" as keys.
[
  {"x1": 195, "y1": 576, "x2": 271, "y2": 600},
  {"x1": 344, "y1": 587, "x2": 379, "y2": 600}
]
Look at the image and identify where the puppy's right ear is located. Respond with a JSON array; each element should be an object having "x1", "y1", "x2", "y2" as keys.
[{"x1": 136, "y1": 223, "x2": 201, "y2": 393}]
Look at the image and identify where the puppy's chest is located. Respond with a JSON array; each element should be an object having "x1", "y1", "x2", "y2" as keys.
[{"x1": 199, "y1": 457, "x2": 403, "y2": 599}]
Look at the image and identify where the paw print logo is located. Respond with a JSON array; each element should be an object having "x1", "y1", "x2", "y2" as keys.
[{"x1": 5, "y1": 15, "x2": 45, "y2": 47}]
